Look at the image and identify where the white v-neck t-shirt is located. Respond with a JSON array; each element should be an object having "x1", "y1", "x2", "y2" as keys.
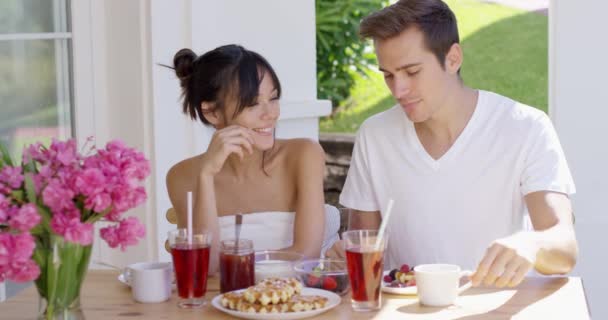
[{"x1": 339, "y1": 90, "x2": 575, "y2": 270}]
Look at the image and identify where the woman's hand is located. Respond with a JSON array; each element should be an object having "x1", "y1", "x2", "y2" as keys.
[{"x1": 200, "y1": 125, "x2": 255, "y2": 176}]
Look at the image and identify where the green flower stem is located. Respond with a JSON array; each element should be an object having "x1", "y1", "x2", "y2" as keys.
[{"x1": 34, "y1": 235, "x2": 92, "y2": 319}]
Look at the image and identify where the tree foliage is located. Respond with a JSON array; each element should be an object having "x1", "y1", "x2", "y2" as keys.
[{"x1": 316, "y1": 0, "x2": 387, "y2": 110}]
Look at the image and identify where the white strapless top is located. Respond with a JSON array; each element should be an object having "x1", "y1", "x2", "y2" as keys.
[
  {"x1": 218, "y1": 205, "x2": 341, "y2": 256},
  {"x1": 219, "y1": 211, "x2": 295, "y2": 251}
]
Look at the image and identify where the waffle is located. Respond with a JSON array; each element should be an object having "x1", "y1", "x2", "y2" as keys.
[
  {"x1": 225, "y1": 295, "x2": 329, "y2": 313},
  {"x1": 220, "y1": 291, "x2": 244, "y2": 310},
  {"x1": 242, "y1": 277, "x2": 303, "y2": 306},
  {"x1": 220, "y1": 277, "x2": 328, "y2": 314},
  {"x1": 286, "y1": 295, "x2": 329, "y2": 312}
]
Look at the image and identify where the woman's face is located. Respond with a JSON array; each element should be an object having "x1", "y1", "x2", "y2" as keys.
[{"x1": 221, "y1": 71, "x2": 280, "y2": 151}]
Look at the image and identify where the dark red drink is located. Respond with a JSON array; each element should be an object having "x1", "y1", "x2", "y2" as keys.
[
  {"x1": 219, "y1": 251, "x2": 255, "y2": 293},
  {"x1": 171, "y1": 244, "x2": 210, "y2": 299},
  {"x1": 346, "y1": 247, "x2": 384, "y2": 303}
]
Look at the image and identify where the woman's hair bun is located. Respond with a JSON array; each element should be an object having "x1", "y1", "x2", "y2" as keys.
[{"x1": 173, "y1": 48, "x2": 197, "y2": 81}]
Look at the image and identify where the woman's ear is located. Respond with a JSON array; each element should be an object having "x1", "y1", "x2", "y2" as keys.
[
  {"x1": 201, "y1": 102, "x2": 222, "y2": 127},
  {"x1": 445, "y1": 43, "x2": 463, "y2": 75}
]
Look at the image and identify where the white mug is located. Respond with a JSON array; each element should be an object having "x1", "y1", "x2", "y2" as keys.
[
  {"x1": 124, "y1": 262, "x2": 172, "y2": 303},
  {"x1": 414, "y1": 264, "x2": 472, "y2": 307}
]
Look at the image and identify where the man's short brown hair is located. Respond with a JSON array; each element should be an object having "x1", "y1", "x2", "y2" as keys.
[{"x1": 359, "y1": 0, "x2": 459, "y2": 69}]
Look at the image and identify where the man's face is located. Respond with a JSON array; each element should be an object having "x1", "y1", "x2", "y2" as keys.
[{"x1": 375, "y1": 26, "x2": 455, "y2": 123}]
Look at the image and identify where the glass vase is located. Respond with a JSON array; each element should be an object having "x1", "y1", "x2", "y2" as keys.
[{"x1": 33, "y1": 235, "x2": 92, "y2": 320}]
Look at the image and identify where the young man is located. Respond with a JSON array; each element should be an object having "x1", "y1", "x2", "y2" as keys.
[{"x1": 328, "y1": 0, "x2": 578, "y2": 288}]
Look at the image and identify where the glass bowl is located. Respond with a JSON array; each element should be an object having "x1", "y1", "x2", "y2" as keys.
[
  {"x1": 254, "y1": 250, "x2": 304, "y2": 283},
  {"x1": 293, "y1": 258, "x2": 350, "y2": 295}
]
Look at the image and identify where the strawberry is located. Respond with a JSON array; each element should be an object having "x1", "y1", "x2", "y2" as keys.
[
  {"x1": 322, "y1": 276, "x2": 338, "y2": 291},
  {"x1": 383, "y1": 275, "x2": 393, "y2": 283},
  {"x1": 307, "y1": 275, "x2": 320, "y2": 287},
  {"x1": 400, "y1": 264, "x2": 410, "y2": 273}
]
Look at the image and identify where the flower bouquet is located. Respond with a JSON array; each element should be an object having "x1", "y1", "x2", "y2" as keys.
[{"x1": 0, "y1": 138, "x2": 150, "y2": 319}]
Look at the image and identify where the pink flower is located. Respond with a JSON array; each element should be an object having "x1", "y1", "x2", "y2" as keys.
[
  {"x1": 49, "y1": 139, "x2": 78, "y2": 166},
  {"x1": 0, "y1": 194, "x2": 9, "y2": 222},
  {"x1": 0, "y1": 233, "x2": 11, "y2": 265},
  {"x1": 9, "y1": 204, "x2": 41, "y2": 232},
  {"x1": 1, "y1": 138, "x2": 150, "y2": 283},
  {"x1": 12, "y1": 233, "x2": 36, "y2": 262},
  {"x1": 85, "y1": 193, "x2": 112, "y2": 213},
  {"x1": 21, "y1": 142, "x2": 44, "y2": 163},
  {"x1": 42, "y1": 179, "x2": 76, "y2": 212},
  {"x1": 100, "y1": 217, "x2": 145, "y2": 251},
  {"x1": 75, "y1": 168, "x2": 106, "y2": 196},
  {"x1": 50, "y1": 214, "x2": 94, "y2": 246},
  {"x1": 0, "y1": 265, "x2": 8, "y2": 282},
  {"x1": 0, "y1": 233, "x2": 36, "y2": 265},
  {"x1": 7, "y1": 259, "x2": 40, "y2": 282},
  {"x1": 0, "y1": 166, "x2": 24, "y2": 189}
]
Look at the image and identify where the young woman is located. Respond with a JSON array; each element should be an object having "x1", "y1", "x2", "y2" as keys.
[{"x1": 165, "y1": 44, "x2": 329, "y2": 272}]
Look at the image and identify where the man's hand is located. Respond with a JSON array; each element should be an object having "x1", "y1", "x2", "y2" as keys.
[
  {"x1": 324, "y1": 239, "x2": 346, "y2": 260},
  {"x1": 471, "y1": 232, "x2": 539, "y2": 288}
]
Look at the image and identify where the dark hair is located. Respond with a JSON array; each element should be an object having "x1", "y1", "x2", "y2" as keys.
[
  {"x1": 359, "y1": 0, "x2": 459, "y2": 71},
  {"x1": 173, "y1": 44, "x2": 282, "y2": 125}
]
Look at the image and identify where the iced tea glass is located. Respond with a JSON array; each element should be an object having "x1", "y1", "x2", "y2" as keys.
[
  {"x1": 219, "y1": 239, "x2": 255, "y2": 293},
  {"x1": 342, "y1": 229, "x2": 387, "y2": 312},
  {"x1": 168, "y1": 229, "x2": 212, "y2": 308}
]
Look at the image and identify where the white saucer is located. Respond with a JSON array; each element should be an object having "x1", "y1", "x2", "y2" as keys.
[{"x1": 381, "y1": 270, "x2": 417, "y2": 295}]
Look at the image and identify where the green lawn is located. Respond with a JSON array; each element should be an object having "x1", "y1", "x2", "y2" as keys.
[{"x1": 320, "y1": 0, "x2": 548, "y2": 133}]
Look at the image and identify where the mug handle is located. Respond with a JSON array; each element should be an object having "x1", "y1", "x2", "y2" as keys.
[
  {"x1": 123, "y1": 267, "x2": 133, "y2": 286},
  {"x1": 457, "y1": 270, "x2": 473, "y2": 294}
]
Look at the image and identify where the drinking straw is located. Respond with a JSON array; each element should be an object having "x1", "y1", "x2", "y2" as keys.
[
  {"x1": 374, "y1": 198, "x2": 394, "y2": 250},
  {"x1": 187, "y1": 191, "x2": 193, "y2": 245}
]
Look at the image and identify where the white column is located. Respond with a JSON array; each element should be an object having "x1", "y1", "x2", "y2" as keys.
[
  {"x1": 190, "y1": 0, "x2": 330, "y2": 141},
  {"x1": 149, "y1": 0, "x2": 200, "y2": 263},
  {"x1": 550, "y1": 1, "x2": 608, "y2": 318}
]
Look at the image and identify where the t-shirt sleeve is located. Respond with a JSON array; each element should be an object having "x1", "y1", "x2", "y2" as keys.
[
  {"x1": 521, "y1": 113, "x2": 576, "y2": 196},
  {"x1": 339, "y1": 126, "x2": 380, "y2": 211}
]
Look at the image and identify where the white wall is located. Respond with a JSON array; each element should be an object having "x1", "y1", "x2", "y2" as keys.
[
  {"x1": 550, "y1": 1, "x2": 608, "y2": 318},
  {"x1": 148, "y1": 0, "x2": 331, "y2": 262},
  {"x1": 70, "y1": 0, "x2": 330, "y2": 267},
  {"x1": 69, "y1": 0, "x2": 331, "y2": 267}
]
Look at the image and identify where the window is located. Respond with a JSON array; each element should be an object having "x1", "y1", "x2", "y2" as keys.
[
  {"x1": 0, "y1": 0, "x2": 73, "y2": 160},
  {"x1": 0, "y1": 0, "x2": 72, "y2": 299}
]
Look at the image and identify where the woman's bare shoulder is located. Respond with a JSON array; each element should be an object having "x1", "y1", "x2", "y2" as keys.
[
  {"x1": 275, "y1": 138, "x2": 325, "y2": 166},
  {"x1": 166, "y1": 155, "x2": 202, "y2": 190}
]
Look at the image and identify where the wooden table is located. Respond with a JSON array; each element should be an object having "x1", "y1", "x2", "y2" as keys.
[{"x1": 0, "y1": 270, "x2": 590, "y2": 319}]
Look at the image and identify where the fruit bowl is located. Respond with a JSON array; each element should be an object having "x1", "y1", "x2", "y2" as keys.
[
  {"x1": 293, "y1": 259, "x2": 350, "y2": 296},
  {"x1": 254, "y1": 250, "x2": 304, "y2": 283}
]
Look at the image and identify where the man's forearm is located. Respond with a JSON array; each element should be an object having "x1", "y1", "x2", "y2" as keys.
[{"x1": 533, "y1": 223, "x2": 578, "y2": 275}]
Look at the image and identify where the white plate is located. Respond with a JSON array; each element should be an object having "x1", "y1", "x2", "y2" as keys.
[
  {"x1": 211, "y1": 287, "x2": 341, "y2": 320},
  {"x1": 381, "y1": 270, "x2": 417, "y2": 295}
]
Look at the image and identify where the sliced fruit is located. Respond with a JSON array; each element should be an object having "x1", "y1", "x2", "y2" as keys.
[
  {"x1": 389, "y1": 269, "x2": 398, "y2": 281},
  {"x1": 322, "y1": 276, "x2": 337, "y2": 291},
  {"x1": 307, "y1": 275, "x2": 320, "y2": 287}
]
